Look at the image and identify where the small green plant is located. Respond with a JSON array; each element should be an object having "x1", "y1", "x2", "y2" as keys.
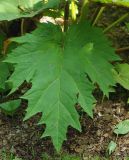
[
  {"x1": 0, "y1": 148, "x2": 22, "y2": 160},
  {"x1": 114, "y1": 119, "x2": 129, "y2": 135},
  {"x1": 0, "y1": 0, "x2": 129, "y2": 153},
  {"x1": 107, "y1": 141, "x2": 117, "y2": 155},
  {"x1": 107, "y1": 119, "x2": 129, "y2": 156}
]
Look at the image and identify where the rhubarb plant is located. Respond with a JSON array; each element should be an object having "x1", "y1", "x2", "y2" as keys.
[{"x1": 0, "y1": 0, "x2": 129, "y2": 152}]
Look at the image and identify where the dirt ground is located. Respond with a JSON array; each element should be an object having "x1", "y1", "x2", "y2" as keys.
[
  {"x1": 1, "y1": 99, "x2": 129, "y2": 160},
  {"x1": 1, "y1": 5, "x2": 129, "y2": 160}
]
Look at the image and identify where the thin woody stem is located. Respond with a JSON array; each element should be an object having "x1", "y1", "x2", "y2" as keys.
[
  {"x1": 64, "y1": 1, "x2": 69, "y2": 32},
  {"x1": 92, "y1": 6, "x2": 105, "y2": 26},
  {"x1": 21, "y1": 19, "x2": 25, "y2": 36},
  {"x1": 103, "y1": 13, "x2": 129, "y2": 33},
  {"x1": 116, "y1": 46, "x2": 129, "y2": 53}
]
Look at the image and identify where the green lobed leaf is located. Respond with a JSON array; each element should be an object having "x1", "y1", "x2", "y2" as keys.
[
  {"x1": 0, "y1": 0, "x2": 64, "y2": 21},
  {"x1": 44, "y1": 0, "x2": 65, "y2": 8},
  {"x1": 113, "y1": 63, "x2": 129, "y2": 90},
  {"x1": 0, "y1": 62, "x2": 10, "y2": 90},
  {"x1": 114, "y1": 119, "x2": 129, "y2": 135},
  {"x1": 113, "y1": 63, "x2": 129, "y2": 105},
  {"x1": 4, "y1": 22, "x2": 120, "y2": 151},
  {"x1": 0, "y1": 34, "x2": 10, "y2": 90},
  {"x1": 0, "y1": 99, "x2": 21, "y2": 115}
]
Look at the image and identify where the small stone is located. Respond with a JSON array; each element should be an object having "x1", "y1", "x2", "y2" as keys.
[
  {"x1": 96, "y1": 130, "x2": 101, "y2": 136},
  {"x1": 121, "y1": 147, "x2": 126, "y2": 152},
  {"x1": 103, "y1": 133, "x2": 109, "y2": 138}
]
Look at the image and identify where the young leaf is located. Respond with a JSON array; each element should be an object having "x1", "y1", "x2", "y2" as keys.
[
  {"x1": 5, "y1": 22, "x2": 119, "y2": 151},
  {"x1": 0, "y1": 99, "x2": 21, "y2": 116},
  {"x1": 108, "y1": 141, "x2": 117, "y2": 155},
  {"x1": 114, "y1": 120, "x2": 129, "y2": 135}
]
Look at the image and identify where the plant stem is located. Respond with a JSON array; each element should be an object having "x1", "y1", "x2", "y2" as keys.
[
  {"x1": 91, "y1": 6, "x2": 100, "y2": 24},
  {"x1": 103, "y1": 13, "x2": 129, "y2": 33},
  {"x1": 64, "y1": 1, "x2": 69, "y2": 32},
  {"x1": 92, "y1": 6, "x2": 105, "y2": 26},
  {"x1": 101, "y1": 94, "x2": 105, "y2": 104},
  {"x1": 21, "y1": 18, "x2": 25, "y2": 36},
  {"x1": 116, "y1": 46, "x2": 129, "y2": 53},
  {"x1": 79, "y1": 0, "x2": 89, "y2": 22}
]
